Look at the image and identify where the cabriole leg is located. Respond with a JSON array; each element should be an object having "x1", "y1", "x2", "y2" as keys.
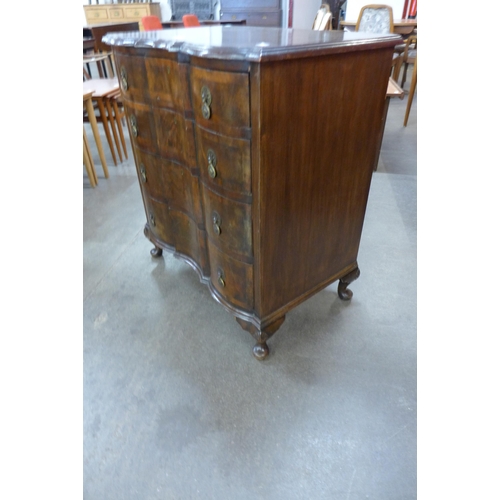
[{"x1": 338, "y1": 266, "x2": 360, "y2": 300}]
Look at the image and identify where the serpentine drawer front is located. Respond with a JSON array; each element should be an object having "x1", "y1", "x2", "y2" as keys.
[{"x1": 104, "y1": 27, "x2": 401, "y2": 360}]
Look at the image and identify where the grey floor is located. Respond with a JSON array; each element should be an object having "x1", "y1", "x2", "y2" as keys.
[{"x1": 83, "y1": 77, "x2": 417, "y2": 499}]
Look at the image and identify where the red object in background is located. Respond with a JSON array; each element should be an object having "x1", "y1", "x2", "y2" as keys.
[
  {"x1": 402, "y1": 0, "x2": 409, "y2": 18},
  {"x1": 408, "y1": 0, "x2": 417, "y2": 18}
]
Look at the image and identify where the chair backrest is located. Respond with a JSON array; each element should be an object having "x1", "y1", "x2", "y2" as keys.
[
  {"x1": 142, "y1": 15, "x2": 163, "y2": 31},
  {"x1": 312, "y1": 4, "x2": 333, "y2": 31},
  {"x1": 355, "y1": 4, "x2": 394, "y2": 34},
  {"x1": 183, "y1": 14, "x2": 201, "y2": 27}
]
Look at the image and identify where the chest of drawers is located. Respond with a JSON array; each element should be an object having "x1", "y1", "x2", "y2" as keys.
[{"x1": 104, "y1": 27, "x2": 400, "y2": 360}]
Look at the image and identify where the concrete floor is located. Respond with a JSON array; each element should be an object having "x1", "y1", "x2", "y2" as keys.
[{"x1": 83, "y1": 79, "x2": 417, "y2": 499}]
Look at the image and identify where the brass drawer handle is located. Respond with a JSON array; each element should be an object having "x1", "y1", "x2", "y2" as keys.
[
  {"x1": 120, "y1": 66, "x2": 128, "y2": 91},
  {"x1": 139, "y1": 163, "x2": 147, "y2": 183},
  {"x1": 212, "y1": 211, "x2": 221, "y2": 235},
  {"x1": 149, "y1": 211, "x2": 155, "y2": 227},
  {"x1": 207, "y1": 149, "x2": 217, "y2": 179},
  {"x1": 217, "y1": 268, "x2": 225, "y2": 288},
  {"x1": 130, "y1": 114, "x2": 138, "y2": 137},
  {"x1": 201, "y1": 85, "x2": 212, "y2": 119}
]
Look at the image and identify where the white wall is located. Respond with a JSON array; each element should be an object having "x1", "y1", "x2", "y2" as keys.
[
  {"x1": 344, "y1": 0, "x2": 405, "y2": 21},
  {"x1": 292, "y1": 0, "x2": 322, "y2": 29}
]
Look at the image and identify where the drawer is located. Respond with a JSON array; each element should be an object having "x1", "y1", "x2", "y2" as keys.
[
  {"x1": 125, "y1": 6, "x2": 150, "y2": 19},
  {"x1": 115, "y1": 53, "x2": 149, "y2": 103},
  {"x1": 207, "y1": 241, "x2": 254, "y2": 311},
  {"x1": 153, "y1": 108, "x2": 192, "y2": 166},
  {"x1": 190, "y1": 67, "x2": 250, "y2": 136},
  {"x1": 144, "y1": 58, "x2": 186, "y2": 110},
  {"x1": 108, "y1": 8, "x2": 124, "y2": 20},
  {"x1": 143, "y1": 196, "x2": 175, "y2": 248},
  {"x1": 195, "y1": 126, "x2": 251, "y2": 198},
  {"x1": 85, "y1": 9, "x2": 109, "y2": 21},
  {"x1": 202, "y1": 187, "x2": 252, "y2": 260},
  {"x1": 123, "y1": 99, "x2": 157, "y2": 154},
  {"x1": 221, "y1": 10, "x2": 282, "y2": 26},
  {"x1": 136, "y1": 150, "x2": 204, "y2": 225}
]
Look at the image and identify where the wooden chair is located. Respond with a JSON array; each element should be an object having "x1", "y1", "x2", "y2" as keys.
[
  {"x1": 183, "y1": 14, "x2": 201, "y2": 27},
  {"x1": 396, "y1": 35, "x2": 417, "y2": 89},
  {"x1": 404, "y1": 56, "x2": 417, "y2": 127},
  {"x1": 312, "y1": 4, "x2": 333, "y2": 31},
  {"x1": 83, "y1": 79, "x2": 127, "y2": 166},
  {"x1": 142, "y1": 15, "x2": 163, "y2": 31},
  {"x1": 83, "y1": 126, "x2": 98, "y2": 187},
  {"x1": 83, "y1": 90, "x2": 109, "y2": 181},
  {"x1": 355, "y1": 4, "x2": 394, "y2": 33}
]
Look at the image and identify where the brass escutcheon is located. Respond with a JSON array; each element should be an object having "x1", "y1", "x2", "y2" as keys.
[
  {"x1": 140, "y1": 164, "x2": 147, "y2": 183},
  {"x1": 201, "y1": 86, "x2": 212, "y2": 119},
  {"x1": 217, "y1": 269, "x2": 225, "y2": 288},
  {"x1": 120, "y1": 66, "x2": 128, "y2": 91},
  {"x1": 207, "y1": 149, "x2": 217, "y2": 178},
  {"x1": 212, "y1": 211, "x2": 221, "y2": 235},
  {"x1": 130, "y1": 114, "x2": 138, "y2": 137}
]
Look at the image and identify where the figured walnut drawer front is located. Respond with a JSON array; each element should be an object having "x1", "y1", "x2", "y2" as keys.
[
  {"x1": 115, "y1": 54, "x2": 149, "y2": 103},
  {"x1": 195, "y1": 125, "x2": 251, "y2": 198},
  {"x1": 135, "y1": 150, "x2": 203, "y2": 225},
  {"x1": 202, "y1": 187, "x2": 252, "y2": 261},
  {"x1": 143, "y1": 196, "x2": 175, "y2": 248},
  {"x1": 124, "y1": 100, "x2": 157, "y2": 154},
  {"x1": 190, "y1": 67, "x2": 250, "y2": 136},
  {"x1": 207, "y1": 241, "x2": 254, "y2": 311}
]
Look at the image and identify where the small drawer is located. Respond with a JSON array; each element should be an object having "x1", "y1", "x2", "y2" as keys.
[
  {"x1": 86, "y1": 9, "x2": 109, "y2": 21},
  {"x1": 202, "y1": 187, "x2": 252, "y2": 260},
  {"x1": 195, "y1": 126, "x2": 251, "y2": 198},
  {"x1": 114, "y1": 53, "x2": 149, "y2": 103},
  {"x1": 190, "y1": 67, "x2": 250, "y2": 136},
  {"x1": 126, "y1": 6, "x2": 149, "y2": 19},
  {"x1": 145, "y1": 58, "x2": 186, "y2": 110},
  {"x1": 135, "y1": 150, "x2": 204, "y2": 225},
  {"x1": 207, "y1": 241, "x2": 254, "y2": 311},
  {"x1": 108, "y1": 8, "x2": 124, "y2": 20},
  {"x1": 153, "y1": 108, "x2": 191, "y2": 166},
  {"x1": 142, "y1": 196, "x2": 175, "y2": 248},
  {"x1": 123, "y1": 99, "x2": 157, "y2": 154}
]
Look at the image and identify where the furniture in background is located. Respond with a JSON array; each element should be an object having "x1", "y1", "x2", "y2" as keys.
[
  {"x1": 83, "y1": 90, "x2": 109, "y2": 182},
  {"x1": 142, "y1": 15, "x2": 163, "y2": 31},
  {"x1": 404, "y1": 56, "x2": 417, "y2": 126},
  {"x1": 220, "y1": 0, "x2": 282, "y2": 27},
  {"x1": 83, "y1": 122, "x2": 98, "y2": 187},
  {"x1": 312, "y1": 4, "x2": 334, "y2": 30},
  {"x1": 341, "y1": 18, "x2": 416, "y2": 36},
  {"x1": 104, "y1": 26, "x2": 400, "y2": 360},
  {"x1": 183, "y1": 14, "x2": 201, "y2": 27},
  {"x1": 83, "y1": 78, "x2": 127, "y2": 167},
  {"x1": 162, "y1": 19, "x2": 246, "y2": 28},
  {"x1": 170, "y1": 0, "x2": 216, "y2": 20},
  {"x1": 355, "y1": 4, "x2": 394, "y2": 33},
  {"x1": 396, "y1": 34, "x2": 417, "y2": 89},
  {"x1": 83, "y1": 3, "x2": 161, "y2": 29}
]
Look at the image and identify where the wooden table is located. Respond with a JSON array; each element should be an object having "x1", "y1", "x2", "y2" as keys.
[
  {"x1": 161, "y1": 19, "x2": 247, "y2": 28},
  {"x1": 84, "y1": 22, "x2": 140, "y2": 52},
  {"x1": 341, "y1": 19, "x2": 417, "y2": 36}
]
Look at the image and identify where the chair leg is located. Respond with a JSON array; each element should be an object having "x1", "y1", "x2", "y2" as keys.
[
  {"x1": 404, "y1": 58, "x2": 417, "y2": 127},
  {"x1": 83, "y1": 127, "x2": 97, "y2": 187},
  {"x1": 84, "y1": 98, "x2": 109, "y2": 178},
  {"x1": 105, "y1": 98, "x2": 123, "y2": 163},
  {"x1": 112, "y1": 98, "x2": 128, "y2": 160},
  {"x1": 96, "y1": 98, "x2": 118, "y2": 166}
]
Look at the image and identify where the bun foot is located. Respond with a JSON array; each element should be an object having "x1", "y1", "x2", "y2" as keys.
[
  {"x1": 253, "y1": 342, "x2": 269, "y2": 361},
  {"x1": 338, "y1": 266, "x2": 360, "y2": 300},
  {"x1": 150, "y1": 245, "x2": 163, "y2": 258}
]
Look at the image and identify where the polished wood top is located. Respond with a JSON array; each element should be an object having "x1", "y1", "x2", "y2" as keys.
[{"x1": 103, "y1": 26, "x2": 401, "y2": 61}]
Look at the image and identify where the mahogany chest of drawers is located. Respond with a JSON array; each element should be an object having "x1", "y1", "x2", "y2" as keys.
[{"x1": 104, "y1": 27, "x2": 400, "y2": 360}]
